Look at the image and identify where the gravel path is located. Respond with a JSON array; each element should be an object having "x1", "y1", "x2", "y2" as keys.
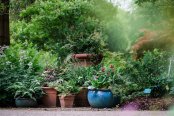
[{"x1": 0, "y1": 108, "x2": 174, "y2": 116}]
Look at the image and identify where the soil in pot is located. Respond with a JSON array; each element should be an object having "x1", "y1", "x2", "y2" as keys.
[
  {"x1": 59, "y1": 95, "x2": 75, "y2": 108},
  {"x1": 74, "y1": 88, "x2": 90, "y2": 107},
  {"x1": 15, "y1": 98, "x2": 37, "y2": 107},
  {"x1": 42, "y1": 87, "x2": 57, "y2": 107}
]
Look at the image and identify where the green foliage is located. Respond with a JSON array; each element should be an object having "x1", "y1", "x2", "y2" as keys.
[
  {"x1": 11, "y1": 0, "x2": 106, "y2": 60},
  {"x1": 62, "y1": 65, "x2": 94, "y2": 87},
  {"x1": 102, "y1": 51, "x2": 126, "y2": 73},
  {"x1": 135, "y1": 0, "x2": 159, "y2": 5},
  {"x1": 104, "y1": 49, "x2": 172, "y2": 101},
  {"x1": 7, "y1": 78, "x2": 43, "y2": 100},
  {"x1": 10, "y1": 0, "x2": 35, "y2": 19},
  {"x1": 124, "y1": 49, "x2": 170, "y2": 88},
  {"x1": 47, "y1": 64, "x2": 95, "y2": 95},
  {"x1": 0, "y1": 43, "x2": 57, "y2": 103},
  {"x1": 50, "y1": 79, "x2": 80, "y2": 96},
  {"x1": 88, "y1": 65, "x2": 116, "y2": 89},
  {"x1": 111, "y1": 82, "x2": 143, "y2": 103}
]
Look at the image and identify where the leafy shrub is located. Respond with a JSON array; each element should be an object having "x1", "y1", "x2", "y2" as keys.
[
  {"x1": 124, "y1": 49, "x2": 170, "y2": 89},
  {"x1": 56, "y1": 64, "x2": 94, "y2": 87},
  {"x1": 88, "y1": 65, "x2": 115, "y2": 89},
  {"x1": 50, "y1": 79, "x2": 80, "y2": 96},
  {"x1": 7, "y1": 78, "x2": 43, "y2": 101},
  {"x1": 11, "y1": 0, "x2": 106, "y2": 60},
  {"x1": 0, "y1": 43, "x2": 57, "y2": 104},
  {"x1": 102, "y1": 51, "x2": 127, "y2": 74}
]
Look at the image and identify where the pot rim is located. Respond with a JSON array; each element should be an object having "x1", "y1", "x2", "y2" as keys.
[
  {"x1": 72, "y1": 53, "x2": 103, "y2": 59},
  {"x1": 59, "y1": 94, "x2": 75, "y2": 98},
  {"x1": 15, "y1": 97, "x2": 35, "y2": 100}
]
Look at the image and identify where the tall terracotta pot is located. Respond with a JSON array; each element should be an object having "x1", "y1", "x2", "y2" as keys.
[
  {"x1": 42, "y1": 87, "x2": 57, "y2": 107},
  {"x1": 74, "y1": 88, "x2": 90, "y2": 107},
  {"x1": 59, "y1": 95, "x2": 75, "y2": 108}
]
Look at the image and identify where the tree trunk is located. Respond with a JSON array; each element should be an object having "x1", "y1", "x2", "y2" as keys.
[{"x1": 0, "y1": 0, "x2": 10, "y2": 46}]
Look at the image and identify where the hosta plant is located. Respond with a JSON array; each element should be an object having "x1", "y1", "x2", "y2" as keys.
[{"x1": 7, "y1": 78, "x2": 43, "y2": 101}]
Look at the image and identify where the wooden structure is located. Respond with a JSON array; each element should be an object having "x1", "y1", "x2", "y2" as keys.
[{"x1": 0, "y1": 0, "x2": 10, "y2": 46}]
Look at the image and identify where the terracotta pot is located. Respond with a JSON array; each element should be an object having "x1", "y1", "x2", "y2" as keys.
[
  {"x1": 42, "y1": 87, "x2": 57, "y2": 107},
  {"x1": 74, "y1": 88, "x2": 90, "y2": 107},
  {"x1": 72, "y1": 54, "x2": 103, "y2": 67},
  {"x1": 59, "y1": 95, "x2": 75, "y2": 108}
]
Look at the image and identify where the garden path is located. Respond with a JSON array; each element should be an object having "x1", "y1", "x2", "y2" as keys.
[{"x1": 0, "y1": 108, "x2": 173, "y2": 116}]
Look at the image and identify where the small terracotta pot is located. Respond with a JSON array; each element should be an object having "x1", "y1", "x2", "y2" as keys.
[
  {"x1": 74, "y1": 88, "x2": 90, "y2": 107},
  {"x1": 42, "y1": 87, "x2": 57, "y2": 107},
  {"x1": 59, "y1": 95, "x2": 75, "y2": 108},
  {"x1": 72, "y1": 54, "x2": 103, "y2": 67}
]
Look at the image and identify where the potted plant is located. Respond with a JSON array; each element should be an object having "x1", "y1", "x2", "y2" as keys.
[
  {"x1": 55, "y1": 80, "x2": 80, "y2": 108},
  {"x1": 87, "y1": 65, "x2": 116, "y2": 108},
  {"x1": 59, "y1": 64, "x2": 92, "y2": 107},
  {"x1": 41, "y1": 68, "x2": 58, "y2": 107},
  {"x1": 72, "y1": 54, "x2": 103, "y2": 67},
  {"x1": 69, "y1": 37, "x2": 104, "y2": 67},
  {"x1": 8, "y1": 79, "x2": 42, "y2": 107}
]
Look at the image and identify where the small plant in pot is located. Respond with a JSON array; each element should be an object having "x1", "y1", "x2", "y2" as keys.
[
  {"x1": 8, "y1": 79, "x2": 42, "y2": 107},
  {"x1": 41, "y1": 68, "x2": 58, "y2": 107},
  {"x1": 61, "y1": 65, "x2": 93, "y2": 107},
  {"x1": 69, "y1": 36, "x2": 104, "y2": 66},
  {"x1": 55, "y1": 80, "x2": 80, "y2": 108},
  {"x1": 87, "y1": 65, "x2": 116, "y2": 108},
  {"x1": 73, "y1": 66, "x2": 95, "y2": 107}
]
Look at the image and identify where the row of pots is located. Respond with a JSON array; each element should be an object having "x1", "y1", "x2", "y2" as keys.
[
  {"x1": 15, "y1": 54, "x2": 120, "y2": 108},
  {"x1": 42, "y1": 87, "x2": 89, "y2": 108},
  {"x1": 15, "y1": 87, "x2": 120, "y2": 108},
  {"x1": 15, "y1": 87, "x2": 89, "y2": 108}
]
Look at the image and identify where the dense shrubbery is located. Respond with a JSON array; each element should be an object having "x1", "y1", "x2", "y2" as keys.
[
  {"x1": 11, "y1": 0, "x2": 107, "y2": 60},
  {"x1": 102, "y1": 49, "x2": 173, "y2": 102},
  {"x1": 124, "y1": 49, "x2": 170, "y2": 88},
  {"x1": 0, "y1": 43, "x2": 57, "y2": 105}
]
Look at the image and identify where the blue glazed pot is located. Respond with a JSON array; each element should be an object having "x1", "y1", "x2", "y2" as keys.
[
  {"x1": 87, "y1": 89, "x2": 113, "y2": 108},
  {"x1": 15, "y1": 98, "x2": 37, "y2": 107}
]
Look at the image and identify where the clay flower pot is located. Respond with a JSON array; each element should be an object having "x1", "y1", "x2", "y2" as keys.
[
  {"x1": 42, "y1": 87, "x2": 57, "y2": 107},
  {"x1": 59, "y1": 95, "x2": 75, "y2": 108},
  {"x1": 72, "y1": 54, "x2": 103, "y2": 67},
  {"x1": 74, "y1": 88, "x2": 90, "y2": 107}
]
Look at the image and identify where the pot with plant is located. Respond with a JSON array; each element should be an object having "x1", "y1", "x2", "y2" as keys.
[
  {"x1": 8, "y1": 79, "x2": 42, "y2": 107},
  {"x1": 55, "y1": 79, "x2": 80, "y2": 108},
  {"x1": 60, "y1": 64, "x2": 92, "y2": 107},
  {"x1": 70, "y1": 36, "x2": 104, "y2": 67},
  {"x1": 41, "y1": 68, "x2": 58, "y2": 107},
  {"x1": 87, "y1": 65, "x2": 118, "y2": 108}
]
